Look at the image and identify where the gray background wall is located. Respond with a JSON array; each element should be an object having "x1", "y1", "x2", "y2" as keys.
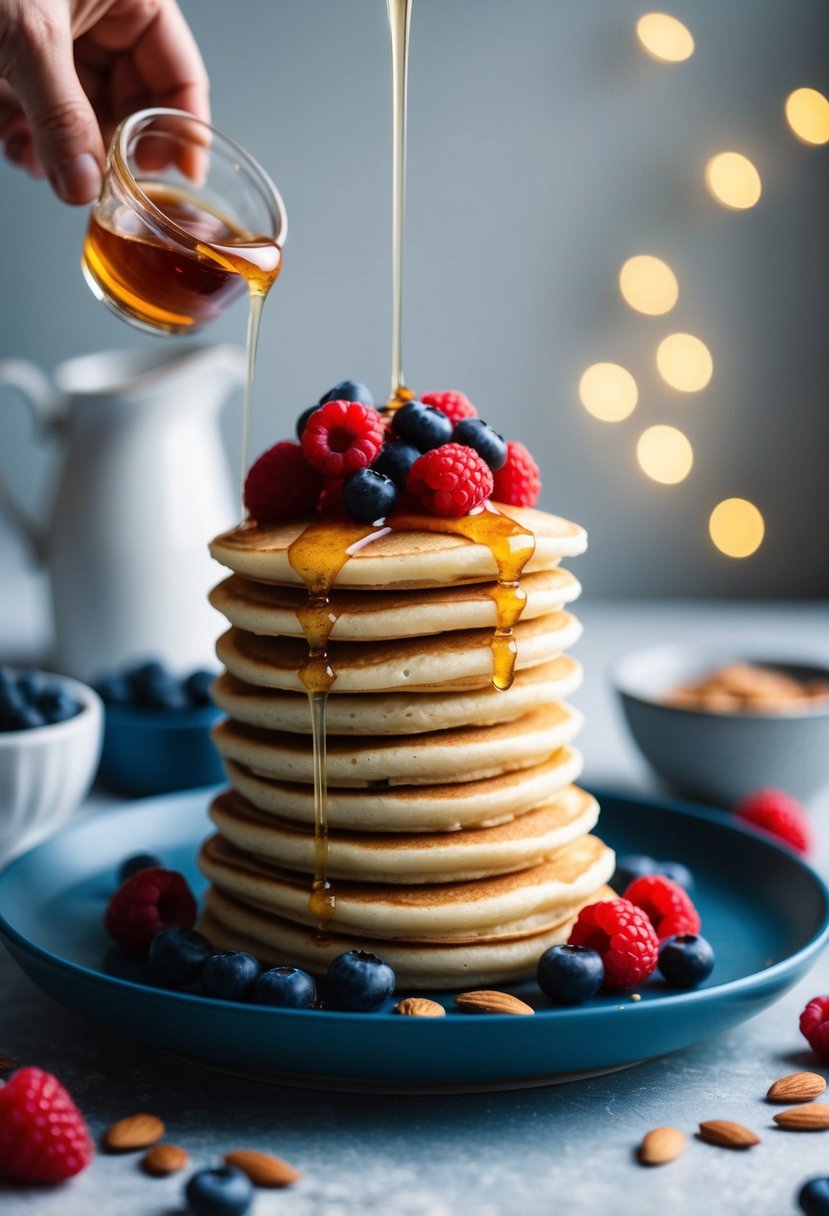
[{"x1": 1, "y1": 0, "x2": 827, "y2": 597}]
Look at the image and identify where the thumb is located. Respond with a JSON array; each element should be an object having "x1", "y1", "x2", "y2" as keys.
[{"x1": 2, "y1": 7, "x2": 105, "y2": 203}]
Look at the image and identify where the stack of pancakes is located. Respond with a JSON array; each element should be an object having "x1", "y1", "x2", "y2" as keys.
[{"x1": 198, "y1": 504, "x2": 614, "y2": 988}]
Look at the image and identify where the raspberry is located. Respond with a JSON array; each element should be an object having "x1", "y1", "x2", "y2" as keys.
[
  {"x1": 735, "y1": 788, "x2": 812, "y2": 854},
  {"x1": 406, "y1": 443, "x2": 494, "y2": 516},
  {"x1": 801, "y1": 996, "x2": 829, "y2": 1062},
  {"x1": 244, "y1": 441, "x2": 322, "y2": 524},
  {"x1": 491, "y1": 440, "x2": 542, "y2": 508},
  {"x1": 623, "y1": 874, "x2": 701, "y2": 940},
  {"x1": 0, "y1": 1067, "x2": 93, "y2": 1183},
  {"x1": 105, "y1": 867, "x2": 197, "y2": 957},
  {"x1": 568, "y1": 898, "x2": 659, "y2": 991},
  {"x1": 300, "y1": 399, "x2": 384, "y2": 479},
  {"x1": 420, "y1": 391, "x2": 478, "y2": 425}
]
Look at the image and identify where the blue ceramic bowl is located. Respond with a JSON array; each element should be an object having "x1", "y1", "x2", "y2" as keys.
[{"x1": 98, "y1": 703, "x2": 225, "y2": 797}]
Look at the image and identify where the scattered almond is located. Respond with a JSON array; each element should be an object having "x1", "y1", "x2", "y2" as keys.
[
  {"x1": 698, "y1": 1120, "x2": 760, "y2": 1149},
  {"x1": 454, "y1": 990, "x2": 534, "y2": 1016},
  {"x1": 773, "y1": 1103, "x2": 829, "y2": 1131},
  {"x1": 224, "y1": 1149, "x2": 301, "y2": 1188},
  {"x1": 394, "y1": 997, "x2": 446, "y2": 1017},
  {"x1": 767, "y1": 1072, "x2": 827, "y2": 1103},
  {"x1": 0, "y1": 1055, "x2": 15, "y2": 1073},
  {"x1": 141, "y1": 1144, "x2": 189, "y2": 1177},
  {"x1": 638, "y1": 1126, "x2": 686, "y2": 1166},
  {"x1": 103, "y1": 1113, "x2": 165, "y2": 1152}
]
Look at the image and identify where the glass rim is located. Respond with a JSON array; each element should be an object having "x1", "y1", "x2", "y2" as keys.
[{"x1": 110, "y1": 106, "x2": 288, "y2": 249}]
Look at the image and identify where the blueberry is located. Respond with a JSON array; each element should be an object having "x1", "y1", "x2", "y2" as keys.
[
  {"x1": 319, "y1": 379, "x2": 375, "y2": 409},
  {"x1": 657, "y1": 860, "x2": 694, "y2": 890},
  {"x1": 799, "y1": 1178, "x2": 829, "y2": 1216},
  {"x1": 201, "y1": 951, "x2": 261, "y2": 1001},
  {"x1": 658, "y1": 933, "x2": 715, "y2": 988},
  {"x1": 37, "y1": 687, "x2": 81, "y2": 724},
  {"x1": 612, "y1": 853, "x2": 658, "y2": 893},
  {"x1": 536, "y1": 943, "x2": 604, "y2": 1004},
  {"x1": 250, "y1": 966, "x2": 317, "y2": 1008},
  {"x1": 0, "y1": 668, "x2": 25, "y2": 721},
  {"x1": 6, "y1": 705, "x2": 47, "y2": 731},
  {"x1": 326, "y1": 949, "x2": 396, "y2": 1012},
  {"x1": 185, "y1": 1165, "x2": 253, "y2": 1216},
  {"x1": 342, "y1": 468, "x2": 398, "y2": 523},
  {"x1": 390, "y1": 401, "x2": 453, "y2": 452},
  {"x1": 16, "y1": 669, "x2": 45, "y2": 701},
  {"x1": 372, "y1": 441, "x2": 420, "y2": 489},
  {"x1": 130, "y1": 660, "x2": 189, "y2": 709},
  {"x1": 452, "y1": 418, "x2": 507, "y2": 471},
  {"x1": 185, "y1": 669, "x2": 215, "y2": 707},
  {"x1": 117, "y1": 852, "x2": 163, "y2": 884},
  {"x1": 296, "y1": 402, "x2": 323, "y2": 438},
  {"x1": 149, "y1": 926, "x2": 213, "y2": 988},
  {"x1": 93, "y1": 672, "x2": 132, "y2": 705}
]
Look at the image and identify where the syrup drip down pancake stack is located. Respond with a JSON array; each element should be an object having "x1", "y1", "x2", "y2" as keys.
[{"x1": 199, "y1": 503, "x2": 615, "y2": 987}]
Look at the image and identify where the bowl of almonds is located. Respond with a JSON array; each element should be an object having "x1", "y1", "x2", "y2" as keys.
[{"x1": 612, "y1": 644, "x2": 829, "y2": 807}]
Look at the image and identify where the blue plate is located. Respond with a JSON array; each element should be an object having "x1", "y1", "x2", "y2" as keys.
[{"x1": 0, "y1": 788, "x2": 827, "y2": 1092}]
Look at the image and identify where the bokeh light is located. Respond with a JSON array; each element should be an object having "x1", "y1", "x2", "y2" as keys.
[
  {"x1": 656, "y1": 333, "x2": 713, "y2": 392},
  {"x1": 619, "y1": 255, "x2": 679, "y2": 315},
  {"x1": 785, "y1": 88, "x2": 829, "y2": 145},
  {"x1": 704, "y1": 152, "x2": 762, "y2": 210},
  {"x1": 709, "y1": 498, "x2": 765, "y2": 557},
  {"x1": 636, "y1": 425, "x2": 694, "y2": 484},
  {"x1": 636, "y1": 13, "x2": 694, "y2": 62},
  {"x1": 578, "y1": 362, "x2": 639, "y2": 422}
]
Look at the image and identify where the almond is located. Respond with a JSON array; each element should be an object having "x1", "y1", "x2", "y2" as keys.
[
  {"x1": 394, "y1": 997, "x2": 446, "y2": 1017},
  {"x1": 773, "y1": 1103, "x2": 829, "y2": 1130},
  {"x1": 767, "y1": 1072, "x2": 827, "y2": 1103},
  {"x1": 0, "y1": 1055, "x2": 15, "y2": 1073},
  {"x1": 141, "y1": 1144, "x2": 189, "y2": 1176},
  {"x1": 223, "y1": 1149, "x2": 301, "y2": 1188},
  {"x1": 698, "y1": 1120, "x2": 760, "y2": 1149},
  {"x1": 638, "y1": 1126, "x2": 686, "y2": 1166},
  {"x1": 454, "y1": 990, "x2": 534, "y2": 1016},
  {"x1": 103, "y1": 1113, "x2": 165, "y2": 1152}
]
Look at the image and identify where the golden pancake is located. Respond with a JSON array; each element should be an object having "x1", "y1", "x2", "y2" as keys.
[
  {"x1": 209, "y1": 504, "x2": 587, "y2": 590},
  {"x1": 208, "y1": 785, "x2": 599, "y2": 883},
  {"x1": 209, "y1": 567, "x2": 581, "y2": 641},
  {"x1": 221, "y1": 746, "x2": 583, "y2": 832},
  {"x1": 198, "y1": 831, "x2": 614, "y2": 939},
  {"x1": 199, "y1": 884, "x2": 615, "y2": 988},
  {"x1": 216, "y1": 611, "x2": 581, "y2": 695},
  {"x1": 212, "y1": 703, "x2": 582, "y2": 788}
]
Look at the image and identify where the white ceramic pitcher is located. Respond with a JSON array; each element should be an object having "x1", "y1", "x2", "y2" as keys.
[{"x1": 0, "y1": 345, "x2": 245, "y2": 680}]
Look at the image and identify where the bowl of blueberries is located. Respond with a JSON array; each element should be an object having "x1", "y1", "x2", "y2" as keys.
[
  {"x1": 94, "y1": 659, "x2": 225, "y2": 797},
  {"x1": 0, "y1": 667, "x2": 103, "y2": 862}
]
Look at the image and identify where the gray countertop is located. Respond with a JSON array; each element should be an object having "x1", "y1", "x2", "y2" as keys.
[{"x1": 2, "y1": 535, "x2": 829, "y2": 1215}]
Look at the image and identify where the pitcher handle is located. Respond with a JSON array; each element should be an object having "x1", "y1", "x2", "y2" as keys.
[{"x1": 0, "y1": 359, "x2": 61, "y2": 561}]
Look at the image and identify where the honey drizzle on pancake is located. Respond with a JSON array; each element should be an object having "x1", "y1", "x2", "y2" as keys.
[
  {"x1": 286, "y1": 505, "x2": 535, "y2": 929},
  {"x1": 288, "y1": 518, "x2": 391, "y2": 929}
]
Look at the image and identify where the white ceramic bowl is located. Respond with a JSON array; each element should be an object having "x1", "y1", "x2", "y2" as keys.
[
  {"x1": 0, "y1": 674, "x2": 103, "y2": 863},
  {"x1": 612, "y1": 644, "x2": 829, "y2": 808}
]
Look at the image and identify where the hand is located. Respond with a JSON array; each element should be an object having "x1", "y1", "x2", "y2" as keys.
[{"x1": 0, "y1": 0, "x2": 209, "y2": 204}]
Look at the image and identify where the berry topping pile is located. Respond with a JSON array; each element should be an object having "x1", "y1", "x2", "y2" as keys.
[
  {"x1": 94, "y1": 659, "x2": 217, "y2": 711},
  {"x1": 568, "y1": 897, "x2": 660, "y2": 992},
  {"x1": 0, "y1": 1067, "x2": 93, "y2": 1183},
  {"x1": 0, "y1": 667, "x2": 83, "y2": 732},
  {"x1": 734, "y1": 787, "x2": 812, "y2": 854},
  {"x1": 243, "y1": 380, "x2": 542, "y2": 525}
]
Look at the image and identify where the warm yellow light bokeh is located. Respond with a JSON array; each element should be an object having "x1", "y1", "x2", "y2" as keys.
[
  {"x1": 704, "y1": 152, "x2": 762, "y2": 210},
  {"x1": 636, "y1": 13, "x2": 695, "y2": 62},
  {"x1": 656, "y1": 333, "x2": 713, "y2": 392},
  {"x1": 636, "y1": 425, "x2": 694, "y2": 484},
  {"x1": 619, "y1": 255, "x2": 679, "y2": 315},
  {"x1": 709, "y1": 498, "x2": 765, "y2": 557},
  {"x1": 578, "y1": 362, "x2": 639, "y2": 422},
  {"x1": 785, "y1": 87, "x2": 829, "y2": 145}
]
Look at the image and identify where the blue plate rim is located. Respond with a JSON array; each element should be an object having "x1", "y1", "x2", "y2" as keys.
[{"x1": 0, "y1": 785, "x2": 827, "y2": 1023}]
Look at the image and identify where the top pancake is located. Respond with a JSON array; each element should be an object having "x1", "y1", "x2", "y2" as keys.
[{"x1": 210, "y1": 504, "x2": 587, "y2": 590}]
